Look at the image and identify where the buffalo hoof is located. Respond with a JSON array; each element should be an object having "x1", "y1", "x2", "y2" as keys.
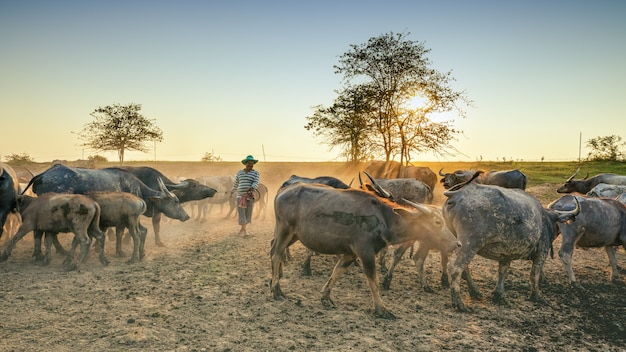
[
  {"x1": 0, "y1": 252, "x2": 9, "y2": 262},
  {"x1": 156, "y1": 241, "x2": 166, "y2": 248},
  {"x1": 381, "y1": 277, "x2": 392, "y2": 290},
  {"x1": 321, "y1": 297, "x2": 335, "y2": 308},
  {"x1": 99, "y1": 257, "x2": 110, "y2": 267},
  {"x1": 469, "y1": 289, "x2": 483, "y2": 300},
  {"x1": 441, "y1": 274, "x2": 450, "y2": 288},
  {"x1": 115, "y1": 250, "x2": 126, "y2": 258},
  {"x1": 127, "y1": 257, "x2": 140, "y2": 264},
  {"x1": 530, "y1": 293, "x2": 550, "y2": 306},
  {"x1": 373, "y1": 307, "x2": 396, "y2": 320},
  {"x1": 422, "y1": 285, "x2": 435, "y2": 294},
  {"x1": 492, "y1": 292, "x2": 509, "y2": 306},
  {"x1": 64, "y1": 262, "x2": 78, "y2": 271}
]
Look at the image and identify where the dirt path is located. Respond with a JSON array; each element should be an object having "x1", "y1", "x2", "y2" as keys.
[{"x1": 0, "y1": 163, "x2": 625, "y2": 351}]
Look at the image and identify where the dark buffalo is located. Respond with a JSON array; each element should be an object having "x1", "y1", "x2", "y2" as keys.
[
  {"x1": 557, "y1": 168, "x2": 626, "y2": 194},
  {"x1": 363, "y1": 160, "x2": 401, "y2": 178},
  {"x1": 443, "y1": 172, "x2": 579, "y2": 312},
  {"x1": 191, "y1": 175, "x2": 235, "y2": 221},
  {"x1": 375, "y1": 178, "x2": 433, "y2": 204},
  {"x1": 26, "y1": 165, "x2": 190, "y2": 243},
  {"x1": 0, "y1": 193, "x2": 108, "y2": 271},
  {"x1": 402, "y1": 166, "x2": 437, "y2": 193},
  {"x1": 278, "y1": 175, "x2": 350, "y2": 191},
  {"x1": 276, "y1": 175, "x2": 352, "y2": 275},
  {"x1": 548, "y1": 194, "x2": 626, "y2": 285},
  {"x1": 617, "y1": 192, "x2": 626, "y2": 204},
  {"x1": 439, "y1": 169, "x2": 527, "y2": 190},
  {"x1": 118, "y1": 166, "x2": 216, "y2": 246},
  {"x1": 380, "y1": 206, "x2": 455, "y2": 293},
  {"x1": 0, "y1": 163, "x2": 19, "y2": 240},
  {"x1": 270, "y1": 180, "x2": 461, "y2": 319},
  {"x1": 586, "y1": 183, "x2": 626, "y2": 198}
]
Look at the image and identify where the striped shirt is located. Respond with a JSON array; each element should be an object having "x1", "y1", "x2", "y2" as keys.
[{"x1": 232, "y1": 169, "x2": 260, "y2": 195}]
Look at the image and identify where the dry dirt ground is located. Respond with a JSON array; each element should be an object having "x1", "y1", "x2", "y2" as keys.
[{"x1": 1, "y1": 162, "x2": 625, "y2": 351}]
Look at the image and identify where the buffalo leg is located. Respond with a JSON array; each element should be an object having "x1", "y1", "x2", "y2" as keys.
[
  {"x1": 151, "y1": 212, "x2": 165, "y2": 247},
  {"x1": 381, "y1": 243, "x2": 411, "y2": 290},
  {"x1": 115, "y1": 226, "x2": 127, "y2": 258},
  {"x1": 0, "y1": 224, "x2": 36, "y2": 261},
  {"x1": 320, "y1": 254, "x2": 357, "y2": 309},
  {"x1": 270, "y1": 224, "x2": 294, "y2": 300},
  {"x1": 492, "y1": 260, "x2": 511, "y2": 305},
  {"x1": 358, "y1": 251, "x2": 396, "y2": 320},
  {"x1": 64, "y1": 232, "x2": 90, "y2": 271},
  {"x1": 138, "y1": 223, "x2": 147, "y2": 260},
  {"x1": 557, "y1": 226, "x2": 582, "y2": 285},
  {"x1": 301, "y1": 249, "x2": 314, "y2": 276},
  {"x1": 605, "y1": 246, "x2": 622, "y2": 284},
  {"x1": 448, "y1": 244, "x2": 480, "y2": 313},
  {"x1": 32, "y1": 231, "x2": 45, "y2": 262},
  {"x1": 529, "y1": 254, "x2": 549, "y2": 304}
]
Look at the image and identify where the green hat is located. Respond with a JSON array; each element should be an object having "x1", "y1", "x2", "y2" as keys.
[{"x1": 241, "y1": 155, "x2": 258, "y2": 164}]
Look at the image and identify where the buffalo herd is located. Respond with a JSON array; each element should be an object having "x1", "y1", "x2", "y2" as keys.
[{"x1": 1, "y1": 161, "x2": 625, "y2": 319}]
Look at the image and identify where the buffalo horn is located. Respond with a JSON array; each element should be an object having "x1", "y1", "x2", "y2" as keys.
[
  {"x1": 363, "y1": 171, "x2": 392, "y2": 199},
  {"x1": 401, "y1": 198, "x2": 433, "y2": 216},
  {"x1": 157, "y1": 177, "x2": 177, "y2": 199},
  {"x1": 566, "y1": 168, "x2": 580, "y2": 182},
  {"x1": 438, "y1": 168, "x2": 446, "y2": 176}
]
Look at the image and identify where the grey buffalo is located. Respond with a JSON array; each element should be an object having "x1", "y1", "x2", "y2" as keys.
[
  {"x1": 25, "y1": 164, "x2": 190, "y2": 247},
  {"x1": 443, "y1": 172, "x2": 579, "y2": 312},
  {"x1": 119, "y1": 166, "x2": 217, "y2": 246},
  {"x1": 0, "y1": 163, "x2": 19, "y2": 240},
  {"x1": 0, "y1": 193, "x2": 109, "y2": 271},
  {"x1": 374, "y1": 178, "x2": 433, "y2": 204},
  {"x1": 270, "y1": 180, "x2": 461, "y2": 319},
  {"x1": 557, "y1": 168, "x2": 626, "y2": 194},
  {"x1": 586, "y1": 183, "x2": 626, "y2": 198},
  {"x1": 439, "y1": 168, "x2": 527, "y2": 190},
  {"x1": 548, "y1": 194, "x2": 626, "y2": 285}
]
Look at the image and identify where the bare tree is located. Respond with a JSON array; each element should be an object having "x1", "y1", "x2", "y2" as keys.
[
  {"x1": 326, "y1": 31, "x2": 471, "y2": 165},
  {"x1": 76, "y1": 103, "x2": 163, "y2": 164}
]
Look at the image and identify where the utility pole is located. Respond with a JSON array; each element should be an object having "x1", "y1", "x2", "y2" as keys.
[{"x1": 578, "y1": 132, "x2": 582, "y2": 163}]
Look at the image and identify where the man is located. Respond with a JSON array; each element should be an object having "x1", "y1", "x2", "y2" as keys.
[{"x1": 231, "y1": 155, "x2": 260, "y2": 236}]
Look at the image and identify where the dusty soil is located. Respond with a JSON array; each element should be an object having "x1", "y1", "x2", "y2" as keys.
[{"x1": 1, "y1": 162, "x2": 625, "y2": 351}]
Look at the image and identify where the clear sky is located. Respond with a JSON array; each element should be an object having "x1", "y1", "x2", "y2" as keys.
[{"x1": 1, "y1": 0, "x2": 625, "y2": 163}]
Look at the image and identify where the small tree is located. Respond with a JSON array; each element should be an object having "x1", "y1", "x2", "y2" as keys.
[
  {"x1": 88, "y1": 154, "x2": 108, "y2": 163},
  {"x1": 201, "y1": 152, "x2": 223, "y2": 162},
  {"x1": 4, "y1": 152, "x2": 34, "y2": 165},
  {"x1": 586, "y1": 135, "x2": 625, "y2": 161},
  {"x1": 75, "y1": 103, "x2": 163, "y2": 164}
]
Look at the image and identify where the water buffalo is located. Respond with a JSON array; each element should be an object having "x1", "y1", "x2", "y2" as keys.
[
  {"x1": 0, "y1": 163, "x2": 19, "y2": 240},
  {"x1": 586, "y1": 183, "x2": 626, "y2": 198},
  {"x1": 443, "y1": 172, "x2": 579, "y2": 312},
  {"x1": 276, "y1": 175, "x2": 352, "y2": 274},
  {"x1": 25, "y1": 164, "x2": 190, "y2": 247},
  {"x1": 270, "y1": 179, "x2": 461, "y2": 319},
  {"x1": 374, "y1": 178, "x2": 433, "y2": 204},
  {"x1": 0, "y1": 193, "x2": 108, "y2": 271},
  {"x1": 278, "y1": 175, "x2": 350, "y2": 191},
  {"x1": 119, "y1": 166, "x2": 216, "y2": 246},
  {"x1": 402, "y1": 166, "x2": 437, "y2": 192},
  {"x1": 557, "y1": 168, "x2": 626, "y2": 194},
  {"x1": 191, "y1": 175, "x2": 235, "y2": 221},
  {"x1": 548, "y1": 194, "x2": 626, "y2": 286},
  {"x1": 439, "y1": 169, "x2": 527, "y2": 190}
]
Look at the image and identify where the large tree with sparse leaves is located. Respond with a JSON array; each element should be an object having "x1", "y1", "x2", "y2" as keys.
[
  {"x1": 307, "y1": 31, "x2": 472, "y2": 165},
  {"x1": 76, "y1": 103, "x2": 163, "y2": 164}
]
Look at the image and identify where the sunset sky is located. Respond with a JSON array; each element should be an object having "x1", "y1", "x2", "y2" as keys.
[{"x1": 1, "y1": 1, "x2": 624, "y2": 163}]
